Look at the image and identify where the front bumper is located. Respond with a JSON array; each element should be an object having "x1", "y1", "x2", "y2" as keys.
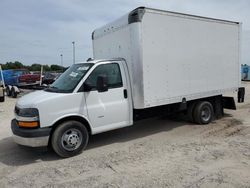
[{"x1": 11, "y1": 119, "x2": 52, "y2": 147}]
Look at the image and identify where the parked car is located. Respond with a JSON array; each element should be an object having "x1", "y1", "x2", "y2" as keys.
[
  {"x1": 18, "y1": 71, "x2": 40, "y2": 86},
  {"x1": 42, "y1": 73, "x2": 61, "y2": 85}
]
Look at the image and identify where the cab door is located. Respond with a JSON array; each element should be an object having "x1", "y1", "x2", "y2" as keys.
[{"x1": 84, "y1": 61, "x2": 131, "y2": 133}]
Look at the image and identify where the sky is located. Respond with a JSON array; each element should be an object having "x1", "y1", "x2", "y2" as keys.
[{"x1": 0, "y1": 0, "x2": 249, "y2": 66}]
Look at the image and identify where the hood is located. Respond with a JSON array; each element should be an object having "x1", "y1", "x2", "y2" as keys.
[{"x1": 16, "y1": 90, "x2": 65, "y2": 108}]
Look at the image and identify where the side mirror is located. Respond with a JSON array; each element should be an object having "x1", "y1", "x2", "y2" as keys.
[{"x1": 96, "y1": 75, "x2": 108, "y2": 92}]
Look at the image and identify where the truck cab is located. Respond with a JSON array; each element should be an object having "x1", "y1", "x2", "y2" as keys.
[{"x1": 12, "y1": 59, "x2": 133, "y2": 157}]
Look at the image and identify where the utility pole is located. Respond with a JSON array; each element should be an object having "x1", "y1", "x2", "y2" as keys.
[
  {"x1": 72, "y1": 41, "x2": 75, "y2": 64},
  {"x1": 60, "y1": 54, "x2": 63, "y2": 66},
  {"x1": 39, "y1": 65, "x2": 43, "y2": 86},
  {"x1": 60, "y1": 54, "x2": 63, "y2": 71}
]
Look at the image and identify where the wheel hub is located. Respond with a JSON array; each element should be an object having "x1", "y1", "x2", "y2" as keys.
[
  {"x1": 201, "y1": 107, "x2": 211, "y2": 122},
  {"x1": 61, "y1": 128, "x2": 82, "y2": 151},
  {"x1": 67, "y1": 134, "x2": 79, "y2": 146}
]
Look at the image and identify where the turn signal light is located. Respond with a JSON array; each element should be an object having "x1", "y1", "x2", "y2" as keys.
[{"x1": 18, "y1": 121, "x2": 39, "y2": 128}]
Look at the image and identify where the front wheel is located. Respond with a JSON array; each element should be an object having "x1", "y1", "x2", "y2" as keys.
[{"x1": 51, "y1": 121, "x2": 89, "y2": 158}]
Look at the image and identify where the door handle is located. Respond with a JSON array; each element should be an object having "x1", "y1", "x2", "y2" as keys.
[{"x1": 123, "y1": 89, "x2": 128, "y2": 99}]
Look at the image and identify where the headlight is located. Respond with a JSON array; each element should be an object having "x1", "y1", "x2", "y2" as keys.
[
  {"x1": 15, "y1": 107, "x2": 39, "y2": 128},
  {"x1": 15, "y1": 107, "x2": 39, "y2": 117}
]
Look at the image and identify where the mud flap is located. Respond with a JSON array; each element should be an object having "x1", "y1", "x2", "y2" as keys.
[
  {"x1": 214, "y1": 95, "x2": 224, "y2": 118},
  {"x1": 238, "y1": 87, "x2": 245, "y2": 103},
  {"x1": 222, "y1": 97, "x2": 236, "y2": 110}
]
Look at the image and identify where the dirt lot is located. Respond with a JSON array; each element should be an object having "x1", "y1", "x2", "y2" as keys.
[{"x1": 0, "y1": 83, "x2": 250, "y2": 188}]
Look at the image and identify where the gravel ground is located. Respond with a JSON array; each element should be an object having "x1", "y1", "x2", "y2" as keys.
[{"x1": 0, "y1": 83, "x2": 250, "y2": 188}]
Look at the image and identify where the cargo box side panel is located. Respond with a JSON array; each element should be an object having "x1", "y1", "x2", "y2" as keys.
[
  {"x1": 142, "y1": 10, "x2": 240, "y2": 107},
  {"x1": 93, "y1": 21, "x2": 145, "y2": 108}
]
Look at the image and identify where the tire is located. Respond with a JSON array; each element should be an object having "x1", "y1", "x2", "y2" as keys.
[
  {"x1": 193, "y1": 101, "x2": 214, "y2": 124},
  {"x1": 11, "y1": 87, "x2": 17, "y2": 98},
  {"x1": 51, "y1": 121, "x2": 89, "y2": 158},
  {"x1": 6, "y1": 86, "x2": 11, "y2": 96},
  {"x1": 187, "y1": 102, "x2": 196, "y2": 122}
]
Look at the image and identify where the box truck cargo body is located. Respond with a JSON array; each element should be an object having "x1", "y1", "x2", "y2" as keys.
[
  {"x1": 93, "y1": 7, "x2": 241, "y2": 109},
  {"x1": 11, "y1": 7, "x2": 245, "y2": 157}
]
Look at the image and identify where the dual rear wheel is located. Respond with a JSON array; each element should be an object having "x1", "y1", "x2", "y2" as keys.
[{"x1": 188, "y1": 101, "x2": 214, "y2": 124}]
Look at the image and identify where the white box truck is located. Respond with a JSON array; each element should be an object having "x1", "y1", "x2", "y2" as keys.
[{"x1": 11, "y1": 7, "x2": 245, "y2": 157}]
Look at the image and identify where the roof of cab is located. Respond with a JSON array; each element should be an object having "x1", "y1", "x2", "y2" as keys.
[{"x1": 76, "y1": 58, "x2": 125, "y2": 64}]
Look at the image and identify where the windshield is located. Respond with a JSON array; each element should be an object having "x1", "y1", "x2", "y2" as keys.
[{"x1": 45, "y1": 63, "x2": 93, "y2": 93}]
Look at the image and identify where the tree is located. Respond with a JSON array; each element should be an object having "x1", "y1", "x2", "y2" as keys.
[
  {"x1": 43, "y1": 65, "x2": 51, "y2": 72},
  {"x1": 1, "y1": 61, "x2": 66, "y2": 72},
  {"x1": 1, "y1": 61, "x2": 24, "y2": 70},
  {"x1": 29, "y1": 64, "x2": 42, "y2": 71},
  {"x1": 50, "y1": 64, "x2": 63, "y2": 71}
]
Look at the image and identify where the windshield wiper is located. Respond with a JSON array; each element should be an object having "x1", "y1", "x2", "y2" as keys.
[
  {"x1": 49, "y1": 86, "x2": 58, "y2": 89},
  {"x1": 44, "y1": 86, "x2": 59, "y2": 92},
  {"x1": 44, "y1": 86, "x2": 71, "y2": 93}
]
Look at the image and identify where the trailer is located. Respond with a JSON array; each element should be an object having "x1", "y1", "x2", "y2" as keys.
[
  {"x1": 0, "y1": 68, "x2": 43, "y2": 98},
  {"x1": 11, "y1": 7, "x2": 245, "y2": 157}
]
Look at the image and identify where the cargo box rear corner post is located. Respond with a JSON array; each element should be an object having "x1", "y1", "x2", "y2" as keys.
[{"x1": 11, "y1": 7, "x2": 245, "y2": 157}]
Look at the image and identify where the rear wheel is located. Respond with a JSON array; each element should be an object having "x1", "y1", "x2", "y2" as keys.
[
  {"x1": 51, "y1": 121, "x2": 89, "y2": 158},
  {"x1": 193, "y1": 101, "x2": 214, "y2": 124}
]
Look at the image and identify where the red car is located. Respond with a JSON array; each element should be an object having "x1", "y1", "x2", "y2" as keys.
[{"x1": 17, "y1": 70, "x2": 41, "y2": 86}]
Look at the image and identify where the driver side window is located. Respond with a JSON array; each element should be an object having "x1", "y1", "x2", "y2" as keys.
[{"x1": 85, "y1": 63, "x2": 123, "y2": 90}]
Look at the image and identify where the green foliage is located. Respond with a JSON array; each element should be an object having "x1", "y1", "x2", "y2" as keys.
[
  {"x1": 29, "y1": 64, "x2": 42, "y2": 71},
  {"x1": 0, "y1": 61, "x2": 65, "y2": 72},
  {"x1": 50, "y1": 64, "x2": 63, "y2": 71},
  {"x1": 43, "y1": 65, "x2": 51, "y2": 72},
  {"x1": 1, "y1": 61, "x2": 26, "y2": 70}
]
